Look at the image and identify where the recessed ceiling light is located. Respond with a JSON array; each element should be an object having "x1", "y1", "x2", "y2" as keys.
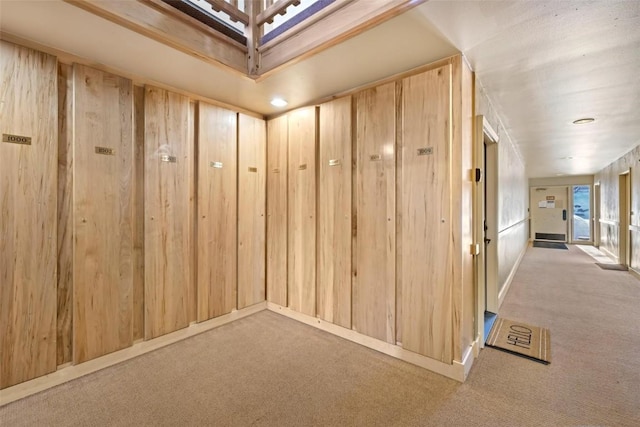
[
  {"x1": 270, "y1": 98, "x2": 288, "y2": 107},
  {"x1": 572, "y1": 118, "x2": 595, "y2": 125}
]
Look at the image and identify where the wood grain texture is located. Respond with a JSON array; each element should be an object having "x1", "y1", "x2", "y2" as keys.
[
  {"x1": 400, "y1": 66, "x2": 452, "y2": 363},
  {"x1": 197, "y1": 102, "x2": 238, "y2": 320},
  {"x1": 354, "y1": 83, "x2": 396, "y2": 343},
  {"x1": 144, "y1": 85, "x2": 191, "y2": 339},
  {"x1": 1, "y1": 41, "x2": 58, "y2": 388},
  {"x1": 238, "y1": 114, "x2": 267, "y2": 308},
  {"x1": 57, "y1": 62, "x2": 73, "y2": 365},
  {"x1": 133, "y1": 85, "x2": 145, "y2": 341},
  {"x1": 266, "y1": 115, "x2": 288, "y2": 306},
  {"x1": 72, "y1": 64, "x2": 134, "y2": 364},
  {"x1": 287, "y1": 107, "x2": 317, "y2": 316},
  {"x1": 317, "y1": 97, "x2": 352, "y2": 328},
  {"x1": 188, "y1": 101, "x2": 197, "y2": 323}
]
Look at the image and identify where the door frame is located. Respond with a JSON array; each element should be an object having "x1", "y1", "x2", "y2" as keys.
[
  {"x1": 474, "y1": 115, "x2": 499, "y2": 348},
  {"x1": 594, "y1": 182, "x2": 601, "y2": 247}
]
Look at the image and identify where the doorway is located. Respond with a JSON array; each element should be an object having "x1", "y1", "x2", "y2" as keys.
[
  {"x1": 571, "y1": 185, "x2": 592, "y2": 243},
  {"x1": 530, "y1": 187, "x2": 569, "y2": 242},
  {"x1": 474, "y1": 116, "x2": 499, "y2": 347},
  {"x1": 619, "y1": 172, "x2": 631, "y2": 266}
]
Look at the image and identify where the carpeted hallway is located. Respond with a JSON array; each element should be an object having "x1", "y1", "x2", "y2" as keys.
[{"x1": 2, "y1": 245, "x2": 640, "y2": 426}]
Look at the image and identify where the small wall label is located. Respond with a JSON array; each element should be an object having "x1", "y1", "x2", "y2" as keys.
[
  {"x1": 417, "y1": 147, "x2": 433, "y2": 156},
  {"x1": 369, "y1": 154, "x2": 382, "y2": 161},
  {"x1": 95, "y1": 146, "x2": 115, "y2": 155},
  {"x1": 329, "y1": 159, "x2": 341, "y2": 166},
  {"x1": 2, "y1": 133, "x2": 31, "y2": 145},
  {"x1": 160, "y1": 155, "x2": 177, "y2": 163},
  {"x1": 211, "y1": 161, "x2": 223, "y2": 168},
  {"x1": 248, "y1": 167, "x2": 258, "y2": 173}
]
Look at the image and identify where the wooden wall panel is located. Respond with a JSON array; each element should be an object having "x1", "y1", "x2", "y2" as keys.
[
  {"x1": 318, "y1": 97, "x2": 352, "y2": 328},
  {"x1": 72, "y1": 64, "x2": 134, "y2": 363},
  {"x1": 197, "y1": 102, "x2": 237, "y2": 320},
  {"x1": 400, "y1": 67, "x2": 452, "y2": 363},
  {"x1": 0, "y1": 42, "x2": 58, "y2": 388},
  {"x1": 354, "y1": 83, "x2": 396, "y2": 343},
  {"x1": 57, "y1": 62, "x2": 73, "y2": 366},
  {"x1": 133, "y1": 85, "x2": 145, "y2": 341},
  {"x1": 266, "y1": 115, "x2": 288, "y2": 306},
  {"x1": 188, "y1": 101, "x2": 197, "y2": 323},
  {"x1": 287, "y1": 107, "x2": 317, "y2": 316},
  {"x1": 144, "y1": 86, "x2": 191, "y2": 339},
  {"x1": 238, "y1": 114, "x2": 267, "y2": 309}
]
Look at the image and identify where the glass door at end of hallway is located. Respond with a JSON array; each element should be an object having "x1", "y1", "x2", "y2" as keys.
[{"x1": 572, "y1": 185, "x2": 592, "y2": 243}]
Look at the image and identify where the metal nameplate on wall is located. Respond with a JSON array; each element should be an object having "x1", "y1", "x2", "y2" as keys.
[
  {"x1": 2, "y1": 133, "x2": 31, "y2": 145},
  {"x1": 329, "y1": 159, "x2": 341, "y2": 166},
  {"x1": 211, "y1": 161, "x2": 223, "y2": 168},
  {"x1": 369, "y1": 154, "x2": 382, "y2": 161},
  {"x1": 95, "y1": 146, "x2": 115, "y2": 156},
  {"x1": 299, "y1": 164, "x2": 307, "y2": 170},
  {"x1": 160, "y1": 155, "x2": 177, "y2": 163},
  {"x1": 417, "y1": 147, "x2": 433, "y2": 156},
  {"x1": 248, "y1": 167, "x2": 258, "y2": 173}
]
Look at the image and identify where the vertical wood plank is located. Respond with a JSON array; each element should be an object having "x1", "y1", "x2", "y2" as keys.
[
  {"x1": 354, "y1": 83, "x2": 396, "y2": 343},
  {"x1": 72, "y1": 64, "x2": 134, "y2": 363},
  {"x1": 318, "y1": 97, "x2": 352, "y2": 328},
  {"x1": 57, "y1": 62, "x2": 73, "y2": 365},
  {"x1": 197, "y1": 102, "x2": 238, "y2": 320},
  {"x1": 401, "y1": 66, "x2": 452, "y2": 363},
  {"x1": 133, "y1": 85, "x2": 145, "y2": 341},
  {"x1": 287, "y1": 107, "x2": 317, "y2": 316},
  {"x1": 188, "y1": 101, "x2": 197, "y2": 323},
  {"x1": 0, "y1": 42, "x2": 58, "y2": 388},
  {"x1": 395, "y1": 81, "x2": 403, "y2": 345},
  {"x1": 266, "y1": 115, "x2": 288, "y2": 306},
  {"x1": 144, "y1": 85, "x2": 191, "y2": 339},
  {"x1": 238, "y1": 114, "x2": 267, "y2": 308}
]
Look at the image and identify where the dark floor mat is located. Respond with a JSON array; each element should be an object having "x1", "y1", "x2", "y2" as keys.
[
  {"x1": 595, "y1": 263, "x2": 628, "y2": 271},
  {"x1": 533, "y1": 241, "x2": 568, "y2": 250}
]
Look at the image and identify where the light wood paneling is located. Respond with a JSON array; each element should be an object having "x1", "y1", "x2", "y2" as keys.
[
  {"x1": 133, "y1": 85, "x2": 145, "y2": 341},
  {"x1": 72, "y1": 64, "x2": 134, "y2": 363},
  {"x1": 400, "y1": 67, "x2": 452, "y2": 363},
  {"x1": 144, "y1": 85, "x2": 191, "y2": 339},
  {"x1": 266, "y1": 115, "x2": 288, "y2": 306},
  {"x1": 57, "y1": 62, "x2": 73, "y2": 365},
  {"x1": 1, "y1": 42, "x2": 58, "y2": 388},
  {"x1": 318, "y1": 97, "x2": 352, "y2": 328},
  {"x1": 238, "y1": 114, "x2": 267, "y2": 308},
  {"x1": 188, "y1": 101, "x2": 197, "y2": 323},
  {"x1": 197, "y1": 102, "x2": 238, "y2": 320},
  {"x1": 287, "y1": 107, "x2": 317, "y2": 316},
  {"x1": 354, "y1": 83, "x2": 396, "y2": 343}
]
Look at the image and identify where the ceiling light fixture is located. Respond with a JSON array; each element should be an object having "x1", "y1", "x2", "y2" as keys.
[
  {"x1": 572, "y1": 118, "x2": 595, "y2": 125},
  {"x1": 270, "y1": 98, "x2": 288, "y2": 107}
]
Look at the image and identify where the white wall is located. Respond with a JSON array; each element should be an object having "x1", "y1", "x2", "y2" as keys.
[{"x1": 477, "y1": 81, "x2": 529, "y2": 302}]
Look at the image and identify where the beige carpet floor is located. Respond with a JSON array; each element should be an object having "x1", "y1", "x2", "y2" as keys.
[{"x1": 2, "y1": 245, "x2": 640, "y2": 426}]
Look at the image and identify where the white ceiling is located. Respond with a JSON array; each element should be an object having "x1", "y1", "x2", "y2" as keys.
[{"x1": 1, "y1": 0, "x2": 639, "y2": 178}]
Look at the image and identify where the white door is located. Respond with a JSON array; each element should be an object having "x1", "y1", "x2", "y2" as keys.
[{"x1": 531, "y1": 187, "x2": 568, "y2": 242}]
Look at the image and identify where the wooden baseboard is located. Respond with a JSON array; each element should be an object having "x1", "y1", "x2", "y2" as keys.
[
  {"x1": 0, "y1": 302, "x2": 267, "y2": 406},
  {"x1": 498, "y1": 242, "x2": 528, "y2": 308},
  {"x1": 266, "y1": 302, "x2": 471, "y2": 382},
  {"x1": 629, "y1": 266, "x2": 640, "y2": 281}
]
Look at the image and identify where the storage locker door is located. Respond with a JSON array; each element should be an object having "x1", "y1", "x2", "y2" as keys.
[
  {"x1": 353, "y1": 83, "x2": 396, "y2": 343},
  {"x1": 0, "y1": 42, "x2": 57, "y2": 388},
  {"x1": 318, "y1": 97, "x2": 352, "y2": 328}
]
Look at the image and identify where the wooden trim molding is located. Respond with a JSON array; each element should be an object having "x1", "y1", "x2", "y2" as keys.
[
  {"x1": 498, "y1": 217, "x2": 529, "y2": 234},
  {"x1": 599, "y1": 218, "x2": 619, "y2": 226}
]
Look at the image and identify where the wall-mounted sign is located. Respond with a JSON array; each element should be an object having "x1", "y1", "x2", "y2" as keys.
[
  {"x1": 546, "y1": 196, "x2": 555, "y2": 201},
  {"x1": 417, "y1": 147, "x2": 433, "y2": 156},
  {"x1": 160, "y1": 155, "x2": 177, "y2": 163},
  {"x1": 2, "y1": 133, "x2": 31, "y2": 145},
  {"x1": 329, "y1": 159, "x2": 341, "y2": 166},
  {"x1": 298, "y1": 164, "x2": 307, "y2": 170},
  {"x1": 369, "y1": 154, "x2": 382, "y2": 161},
  {"x1": 248, "y1": 167, "x2": 257, "y2": 173},
  {"x1": 95, "y1": 146, "x2": 115, "y2": 156},
  {"x1": 211, "y1": 161, "x2": 223, "y2": 168}
]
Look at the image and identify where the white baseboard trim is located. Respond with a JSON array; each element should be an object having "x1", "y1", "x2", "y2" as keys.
[
  {"x1": 0, "y1": 302, "x2": 267, "y2": 407},
  {"x1": 266, "y1": 302, "x2": 470, "y2": 383},
  {"x1": 498, "y1": 242, "x2": 528, "y2": 308}
]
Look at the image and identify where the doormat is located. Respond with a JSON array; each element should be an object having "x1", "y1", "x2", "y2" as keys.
[
  {"x1": 486, "y1": 318, "x2": 551, "y2": 364},
  {"x1": 595, "y1": 263, "x2": 628, "y2": 271},
  {"x1": 533, "y1": 241, "x2": 568, "y2": 250}
]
